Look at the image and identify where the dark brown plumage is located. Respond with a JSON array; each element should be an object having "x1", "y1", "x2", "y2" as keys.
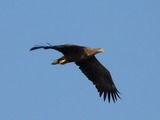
[{"x1": 30, "y1": 44, "x2": 121, "y2": 102}]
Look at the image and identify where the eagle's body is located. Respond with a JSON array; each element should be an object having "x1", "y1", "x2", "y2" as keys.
[{"x1": 30, "y1": 44, "x2": 121, "y2": 102}]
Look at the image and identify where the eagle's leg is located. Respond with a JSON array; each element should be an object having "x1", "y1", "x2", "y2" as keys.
[{"x1": 51, "y1": 56, "x2": 67, "y2": 65}]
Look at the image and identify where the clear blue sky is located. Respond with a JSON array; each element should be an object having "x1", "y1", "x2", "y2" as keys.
[{"x1": 0, "y1": 0, "x2": 160, "y2": 120}]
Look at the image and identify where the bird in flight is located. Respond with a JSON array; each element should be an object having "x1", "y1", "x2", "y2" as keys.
[{"x1": 30, "y1": 44, "x2": 121, "y2": 102}]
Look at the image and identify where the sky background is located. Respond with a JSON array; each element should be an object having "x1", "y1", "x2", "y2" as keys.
[{"x1": 0, "y1": 0, "x2": 160, "y2": 120}]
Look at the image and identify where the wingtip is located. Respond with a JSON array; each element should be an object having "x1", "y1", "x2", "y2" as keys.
[
  {"x1": 100, "y1": 89, "x2": 121, "y2": 103},
  {"x1": 29, "y1": 46, "x2": 45, "y2": 51},
  {"x1": 30, "y1": 45, "x2": 38, "y2": 51},
  {"x1": 30, "y1": 47, "x2": 34, "y2": 51}
]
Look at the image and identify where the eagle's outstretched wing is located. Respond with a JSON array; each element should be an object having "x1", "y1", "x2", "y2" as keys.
[
  {"x1": 75, "y1": 56, "x2": 120, "y2": 102},
  {"x1": 30, "y1": 44, "x2": 85, "y2": 55}
]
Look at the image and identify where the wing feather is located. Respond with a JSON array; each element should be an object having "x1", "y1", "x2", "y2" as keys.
[{"x1": 75, "y1": 56, "x2": 120, "y2": 102}]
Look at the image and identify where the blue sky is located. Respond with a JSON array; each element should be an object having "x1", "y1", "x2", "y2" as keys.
[{"x1": 0, "y1": 0, "x2": 160, "y2": 120}]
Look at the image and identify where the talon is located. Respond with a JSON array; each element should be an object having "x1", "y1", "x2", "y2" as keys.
[
  {"x1": 52, "y1": 59, "x2": 58, "y2": 65},
  {"x1": 51, "y1": 57, "x2": 67, "y2": 65}
]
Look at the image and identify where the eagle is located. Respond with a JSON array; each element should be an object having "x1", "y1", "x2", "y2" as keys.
[{"x1": 30, "y1": 44, "x2": 121, "y2": 102}]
